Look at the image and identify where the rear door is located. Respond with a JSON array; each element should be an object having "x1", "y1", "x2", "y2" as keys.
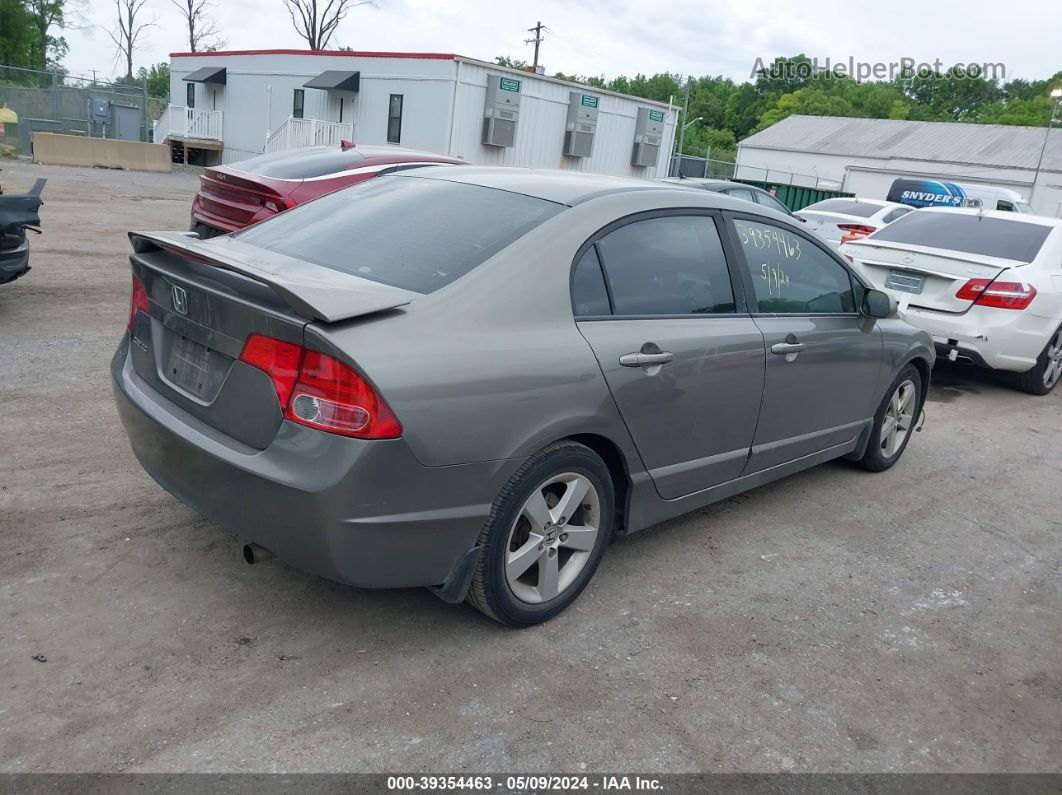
[
  {"x1": 573, "y1": 211, "x2": 766, "y2": 500},
  {"x1": 726, "y1": 213, "x2": 884, "y2": 472}
]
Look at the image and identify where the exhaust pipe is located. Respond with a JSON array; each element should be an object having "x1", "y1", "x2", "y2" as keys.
[{"x1": 243, "y1": 543, "x2": 275, "y2": 565}]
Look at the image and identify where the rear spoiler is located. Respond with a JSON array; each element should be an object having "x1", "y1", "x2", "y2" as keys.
[
  {"x1": 129, "y1": 230, "x2": 413, "y2": 323},
  {"x1": 0, "y1": 178, "x2": 46, "y2": 231}
]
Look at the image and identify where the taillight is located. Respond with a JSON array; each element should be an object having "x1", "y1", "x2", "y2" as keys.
[
  {"x1": 239, "y1": 334, "x2": 402, "y2": 439},
  {"x1": 127, "y1": 275, "x2": 149, "y2": 331},
  {"x1": 955, "y1": 278, "x2": 1037, "y2": 310},
  {"x1": 837, "y1": 224, "x2": 876, "y2": 244},
  {"x1": 261, "y1": 197, "x2": 295, "y2": 213},
  {"x1": 239, "y1": 334, "x2": 302, "y2": 407}
]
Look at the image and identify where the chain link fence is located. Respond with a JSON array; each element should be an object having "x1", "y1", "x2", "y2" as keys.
[{"x1": 0, "y1": 65, "x2": 164, "y2": 156}]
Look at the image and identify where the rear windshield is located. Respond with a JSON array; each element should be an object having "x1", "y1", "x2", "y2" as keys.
[
  {"x1": 230, "y1": 147, "x2": 366, "y2": 179},
  {"x1": 235, "y1": 176, "x2": 562, "y2": 293},
  {"x1": 867, "y1": 211, "x2": 1053, "y2": 263},
  {"x1": 803, "y1": 199, "x2": 880, "y2": 218}
]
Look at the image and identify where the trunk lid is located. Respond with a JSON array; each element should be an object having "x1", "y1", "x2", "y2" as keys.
[
  {"x1": 798, "y1": 211, "x2": 866, "y2": 244},
  {"x1": 845, "y1": 240, "x2": 1014, "y2": 313},
  {"x1": 196, "y1": 169, "x2": 294, "y2": 230},
  {"x1": 127, "y1": 232, "x2": 413, "y2": 448}
]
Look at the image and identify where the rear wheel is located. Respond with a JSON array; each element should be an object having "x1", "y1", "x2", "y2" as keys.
[
  {"x1": 1010, "y1": 325, "x2": 1062, "y2": 396},
  {"x1": 467, "y1": 441, "x2": 614, "y2": 626},
  {"x1": 858, "y1": 364, "x2": 922, "y2": 472}
]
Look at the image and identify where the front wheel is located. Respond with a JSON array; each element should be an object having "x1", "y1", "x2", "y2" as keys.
[
  {"x1": 857, "y1": 364, "x2": 923, "y2": 472},
  {"x1": 1010, "y1": 325, "x2": 1062, "y2": 396},
  {"x1": 467, "y1": 441, "x2": 615, "y2": 627}
]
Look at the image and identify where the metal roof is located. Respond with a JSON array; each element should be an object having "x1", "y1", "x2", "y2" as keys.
[
  {"x1": 740, "y1": 115, "x2": 1062, "y2": 172},
  {"x1": 183, "y1": 66, "x2": 226, "y2": 85},
  {"x1": 303, "y1": 70, "x2": 360, "y2": 92}
]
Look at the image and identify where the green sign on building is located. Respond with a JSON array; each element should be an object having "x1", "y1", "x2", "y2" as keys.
[
  {"x1": 580, "y1": 95, "x2": 599, "y2": 109},
  {"x1": 499, "y1": 77, "x2": 521, "y2": 92},
  {"x1": 648, "y1": 109, "x2": 665, "y2": 123}
]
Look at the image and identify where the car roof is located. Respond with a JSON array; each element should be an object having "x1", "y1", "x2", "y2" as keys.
[
  {"x1": 909, "y1": 206, "x2": 1062, "y2": 225},
  {"x1": 404, "y1": 166, "x2": 716, "y2": 206},
  {"x1": 657, "y1": 177, "x2": 751, "y2": 191},
  {"x1": 801, "y1": 197, "x2": 897, "y2": 211},
  {"x1": 351, "y1": 144, "x2": 465, "y2": 164}
]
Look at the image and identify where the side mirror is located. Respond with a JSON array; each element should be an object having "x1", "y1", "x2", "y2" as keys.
[{"x1": 862, "y1": 288, "x2": 894, "y2": 319}]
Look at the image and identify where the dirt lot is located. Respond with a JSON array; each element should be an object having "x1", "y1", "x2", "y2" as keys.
[{"x1": 1, "y1": 160, "x2": 1060, "y2": 774}]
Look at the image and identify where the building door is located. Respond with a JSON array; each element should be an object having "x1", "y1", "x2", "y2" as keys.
[{"x1": 113, "y1": 104, "x2": 141, "y2": 142}]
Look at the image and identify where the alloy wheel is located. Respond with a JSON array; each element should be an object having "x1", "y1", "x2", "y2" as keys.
[
  {"x1": 504, "y1": 472, "x2": 601, "y2": 604},
  {"x1": 1043, "y1": 328, "x2": 1062, "y2": 390},
  {"x1": 881, "y1": 379, "x2": 916, "y2": 458}
]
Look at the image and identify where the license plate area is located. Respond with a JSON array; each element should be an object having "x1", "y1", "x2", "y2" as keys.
[
  {"x1": 157, "y1": 330, "x2": 232, "y2": 402},
  {"x1": 885, "y1": 269, "x2": 926, "y2": 294}
]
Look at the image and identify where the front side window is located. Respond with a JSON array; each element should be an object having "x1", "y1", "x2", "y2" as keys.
[
  {"x1": 726, "y1": 188, "x2": 756, "y2": 203},
  {"x1": 734, "y1": 219, "x2": 855, "y2": 314},
  {"x1": 595, "y1": 215, "x2": 735, "y2": 316},
  {"x1": 186, "y1": 82, "x2": 195, "y2": 108},
  {"x1": 292, "y1": 89, "x2": 305, "y2": 119},
  {"x1": 755, "y1": 191, "x2": 790, "y2": 215},
  {"x1": 882, "y1": 207, "x2": 912, "y2": 224},
  {"x1": 387, "y1": 94, "x2": 403, "y2": 144}
]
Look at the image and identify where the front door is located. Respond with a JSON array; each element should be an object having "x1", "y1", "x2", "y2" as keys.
[
  {"x1": 573, "y1": 212, "x2": 766, "y2": 500},
  {"x1": 726, "y1": 214, "x2": 884, "y2": 473}
]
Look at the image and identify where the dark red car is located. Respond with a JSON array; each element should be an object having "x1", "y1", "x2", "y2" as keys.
[{"x1": 190, "y1": 144, "x2": 467, "y2": 237}]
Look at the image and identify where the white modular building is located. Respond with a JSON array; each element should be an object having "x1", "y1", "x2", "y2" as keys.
[
  {"x1": 155, "y1": 49, "x2": 677, "y2": 178},
  {"x1": 735, "y1": 115, "x2": 1062, "y2": 217}
]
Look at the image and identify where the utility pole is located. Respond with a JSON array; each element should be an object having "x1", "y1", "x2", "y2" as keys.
[
  {"x1": 676, "y1": 77, "x2": 691, "y2": 173},
  {"x1": 525, "y1": 21, "x2": 546, "y2": 72},
  {"x1": 1030, "y1": 88, "x2": 1062, "y2": 209}
]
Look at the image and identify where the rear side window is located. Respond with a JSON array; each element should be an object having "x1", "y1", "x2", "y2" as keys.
[
  {"x1": 572, "y1": 247, "x2": 611, "y2": 317},
  {"x1": 595, "y1": 215, "x2": 735, "y2": 316},
  {"x1": 235, "y1": 176, "x2": 562, "y2": 294},
  {"x1": 231, "y1": 147, "x2": 366, "y2": 179},
  {"x1": 804, "y1": 199, "x2": 880, "y2": 218},
  {"x1": 868, "y1": 212, "x2": 1052, "y2": 262},
  {"x1": 726, "y1": 188, "x2": 756, "y2": 203}
]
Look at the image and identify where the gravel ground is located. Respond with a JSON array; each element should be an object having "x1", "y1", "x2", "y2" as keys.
[{"x1": 1, "y1": 160, "x2": 1060, "y2": 774}]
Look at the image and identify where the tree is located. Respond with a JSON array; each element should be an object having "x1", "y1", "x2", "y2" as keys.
[
  {"x1": 494, "y1": 55, "x2": 528, "y2": 70},
  {"x1": 24, "y1": 0, "x2": 72, "y2": 69},
  {"x1": 0, "y1": 0, "x2": 37, "y2": 69},
  {"x1": 282, "y1": 0, "x2": 375, "y2": 50},
  {"x1": 169, "y1": 0, "x2": 225, "y2": 52},
  {"x1": 107, "y1": 0, "x2": 154, "y2": 79},
  {"x1": 136, "y1": 61, "x2": 170, "y2": 98}
]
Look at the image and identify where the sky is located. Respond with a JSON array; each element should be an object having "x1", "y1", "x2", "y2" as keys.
[{"x1": 61, "y1": 0, "x2": 1059, "y2": 86}]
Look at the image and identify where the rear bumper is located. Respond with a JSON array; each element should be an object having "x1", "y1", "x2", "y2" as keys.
[
  {"x1": 0, "y1": 234, "x2": 30, "y2": 284},
  {"x1": 111, "y1": 338, "x2": 516, "y2": 588},
  {"x1": 897, "y1": 304, "x2": 1056, "y2": 373}
]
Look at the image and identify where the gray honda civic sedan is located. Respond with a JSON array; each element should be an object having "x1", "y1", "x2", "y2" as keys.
[{"x1": 112, "y1": 167, "x2": 934, "y2": 626}]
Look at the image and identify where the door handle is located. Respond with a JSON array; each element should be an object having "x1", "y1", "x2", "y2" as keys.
[
  {"x1": 771, "y1": 333, "x2": 804, "y2": 356},
  {"x1": 619, "y1": 351, "x2": 674, "y2": 367}
]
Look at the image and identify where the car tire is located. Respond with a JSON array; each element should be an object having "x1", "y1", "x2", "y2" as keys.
[
  {"x1": 857, "y1": 364, "x2": 923, "y2": 472},
  {"x1": 1010, "y1": 325, "x2": 1062, "y2": 396},
  {"x1": 466, "y1": 441, "x2": 615, "y2": 627}
]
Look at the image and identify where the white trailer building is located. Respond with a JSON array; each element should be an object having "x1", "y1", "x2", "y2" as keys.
[
  {"x1": 154, "y1": 49, "x2": 677, "y2": 178},
  {"x1": 734, "y1": 115, "x2": 1062, "y2": 217}
]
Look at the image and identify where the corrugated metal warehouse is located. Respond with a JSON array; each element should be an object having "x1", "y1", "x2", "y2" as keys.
[
  {"x1": 735, "y1": 115, "x2": 1062, "y2": 217},
  {"x1": 155, "y1": 49, "x2": 677, "y2": 177}
]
